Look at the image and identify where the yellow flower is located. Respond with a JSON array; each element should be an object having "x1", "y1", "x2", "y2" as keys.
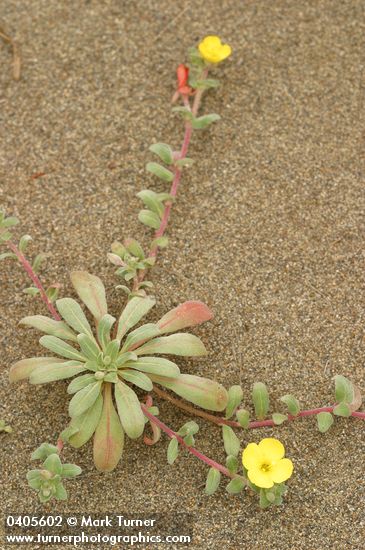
[
  {"x1": 242, "y1": 438, "x2": 293, "y2": 489},
  {"x1": 198, "y1": 35, "x2": 232, "y2": 64}
]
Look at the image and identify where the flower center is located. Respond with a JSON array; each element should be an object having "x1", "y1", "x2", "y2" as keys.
[{"x1": 260, "y1": 463, "x2": 271, "y2": 473}]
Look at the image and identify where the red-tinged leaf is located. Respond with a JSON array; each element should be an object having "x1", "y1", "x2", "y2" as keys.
[
  {"x1": 9, "y1": 357, "x2": 64, "y2": 383},
  {"x1": 135, "y1": 333, "x2": 207, "y2": 356},
  {"x1": 149, "y1": 373, "x2": 228, "y2": 411},
  {"x1": 144, "y1": 421, "x2": 161, "y2": 446},
  {"x1": 93, "y1": 384, "x2": 124, "y2": 472},
  {"x1": 157, "y1": 301, "x2": 213, "y2": 334},
  {"x1": 114, "y1": 380, "x2": 145, "y2": 439},
  {"x1": 349, "y1": 385, "x2": 362, "y2": 412},
  {"x1": 68, "y1": 394, "x2": 103, "y2": 448}
]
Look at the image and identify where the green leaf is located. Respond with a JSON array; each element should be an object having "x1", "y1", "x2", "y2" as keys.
[
  {"x1": 317, "y1": 411, "x2": 334, "y2": 433},
  {"x1": 1, "y1": 216, "x2": 18, "y2": 228},
  {"x1": 93, "y1": 385, "x2": 124, "y2": 472},
  {"x1": 69, "y1": 381, "x2": 102, "y2": 418},
  {"x1": 32, "y1": 254, "x2": 46, "y2": 273},
  {"x1": 194, "y1": 78, "x2": 220, "y2": 89},
  {"x1": 115, "y1": 352, "x2": 138, "y2": 367},
  {"x1": 138, "y1": 209, "x2": 161, "y2": 230},
  {"x1": 54, "y1": 482, "x2": 68, "y2": 500},
  {"x1": 26, "y1": 470, "x2": 42, "y2": 490},
  {"x1": 137, "y1": 190, "x2": 164, "y2": 218},
  {"x1": 61, "y1": 464, "x2": 82, "y2": 478},
  {"x1": 31, "y1": 443, "x2": 59, "y2": 461},
  {"x1": 146, "y1": 162, "x2": 174, "y2": 183},
  {"x1": 77, "y1": 333, "x2": 100, "y2": 361},
  {"x1": 151, "y1": 236, "x2": 169, "y2": 249},
  {"x1": 172, "y1": 106, "x2": 193, "y2": 121},
  {"x1": 334, "y1": 375, "x2": 354, "y2": 404},
  {"x1": 226, "y1": 477, "x2": 245, "y2": 494},
  {"x1": 19, "y1": 234, "x2": 32, "y2": 252},
  {"x1": 226, "y1": 455, "x2": 239, "y2": 475},
  {"x1": 175, "y1": 158, "x2": 194, "y2": 168},
  {"x1": 104, "y1": 339, "x2": 120, "y2": 362},
  {"x1": 272, "y1": 413, "x2": 288, "y2": 425},
  {"x1": 46, "y1": 286, "x2": 59, "y2": 303},
  {"x1": 43, "y1": 453, "x2": 62, "y2": 475},
  {"x1": 333, "y1": 403, "x2": 351, "y2": 417},
  {"x1": 121, "y1": 323, "x2": 161, "y2": 352},
  {"x1": 67, "y1": 373, "x2": 97, "y2": 394},
  {"x1": 23, "y1": 286, "x2": 40, "y2": 296},
  {"x1": 71, "y1": 271, "x2": 108, "y2": 321},
  {"x1": 117, "y1": 296, "x2": 156, "y2": 340},
  {"x1": 20, "y1": 316, "x2": 77, "y2": 341},
  {"x1": 167, "y1": 437, "x2": 179, "y2": 465},
  {"x1": 9, "y1": 357, "x2": 64, "y2": 383},
  {"x1": 97, "y1": 314, "x2": 116, "y2": 350},
  {"x1": 236, "y1": 409, "x2": 250, "y2": 428},
  {"x1": 0, "y1": 252, "x2": 17, "y2": 261},
  {"x1": 68, "y1": 394, "x2": 103, "y2": 448},
  {"x1": 205, "y1": 467, "x2": 221, "y2": 495},
  {"x1": 222, "y1": 425, "x2": 240, "y2": 457},
  {"x1": 280, "y1": 394, "x2": 300, "y2": 416},
  {"x1": 225, "y1": 385, "x2": 243, "y2": 418},
  {"x1": 39, "y1": 335, "x2": 85, "y2": 361},
  {"x1": 252, "y1": 382, "x2": 269, "y2": 420},
  {"x1": 30, "y1": 361, "x2": 86, "y2": 384},
  {"x1": 125, "y1": 357, "x2": 180, "y2": 378},
  {"x1": 191, "y1": 114, "x2": 220, "y2": 130},
  {"x1": 149, "y1": 143, "x2": 173, "y2": 164},
  {"x1": 119, "y1": 369, "x2": 153, "y2": 391},
  {"x1": 135, "y1": 333, "x2": 207, "y2": 356},
  {"x1": 56, "y1": 298, "x2": 94, "y2": 338},
  {"x1": 124, "y1": 238, "x2": 145, "y2": 259},
  {"x1": 149, "y1": 373, "x2": 228, "y2": 412},
  {"x1": 177, "y1": 421, "x2": 199, "y2": 436},
  {"x1": 114, "y1": 380, "x2": 145, "y2": 439}
]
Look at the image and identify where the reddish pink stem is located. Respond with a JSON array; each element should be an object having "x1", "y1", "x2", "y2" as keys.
[
  {"x1": 141, "y1": 403, "x2": 239, "y2": 480},
  {"x1": 7, "y1": 241, "x2": 60, "y2": 320}
]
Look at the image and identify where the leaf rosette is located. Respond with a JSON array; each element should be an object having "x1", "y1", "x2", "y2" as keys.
[{"x1": 10, "y1": 271, "x2": 228, "y2": 471}]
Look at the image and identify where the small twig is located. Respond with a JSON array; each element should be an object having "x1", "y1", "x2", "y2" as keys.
[
  {"x1": 152, "y1": 385, "x2": 365, "y2": 428},
  {"x1": 7, "y1": 241, "x2": 60, "y2": 320},
  {"x1": 141, "y1": 403, "x2": 242, "y2": 480},
  {"x1": 0, "y1": 26, "x2": 21, "y2": 80}
]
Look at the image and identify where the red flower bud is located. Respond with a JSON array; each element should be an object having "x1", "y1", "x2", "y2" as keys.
[{"x1": 177, "y1": 64, "x2": 189, "y2": 90}]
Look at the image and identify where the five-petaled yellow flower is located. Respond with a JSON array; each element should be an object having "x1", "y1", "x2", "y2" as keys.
[
  {"x1": 242, "y1": 438, "x2": 293, "y2": 489},
  {"x1": 198, "y1": 35, "x2": 232, "y2": 64}
]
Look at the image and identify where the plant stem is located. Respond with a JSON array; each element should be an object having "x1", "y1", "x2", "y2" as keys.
[
  {"x1": 152, "y1": 385, "x2": 365, "y2": 428},
  {"x1": 7, "y1": 241, "x2": 60, "y2": 320},
  {"x1": 135, "y1": 70, "x2": 208, "y2": 288},
  {"x1": 141, "y1": 403, "x2": 241, "y2": 481}
]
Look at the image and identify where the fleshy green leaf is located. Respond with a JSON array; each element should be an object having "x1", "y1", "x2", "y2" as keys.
[
  {"x1": 226, "y1": 477, "x2": 245, "y2": 494},
  {"x1": 191, "y1": 113, "x2": 220, "y2": 130},
  {"x1": 205, "y1": 467, "x2": 221, "y2": 495},
  {"x1": 43, "y1": 453, "x2": 62, "y2": 475},
  {"x1": 19, "y1": 234, "x2": 32, "y2": 252},
  {"x1": 70, "y1": 271, "x2": 108, "y2": 321},
  {"x1": 222, "y1": 425, "x2": 240, "y2": 457},
  {"x1": 334, "y1": 375, "x2": 354, "y2": 404},
  {"x1": 121, "y1": 323, "x2": 161, "y2": 352},
  {"x1": 69, "y1": 381, "x2": 102, "y2": 418},
  {"x1": 68, "y1": 394, "x2": 103, "y2": 448},
  {"x1": 317, "y1": 411, "x2": 334, "y2": 433},
  {"x1": 32, "y1": 254, "x2": 46, "y2": 273},
  {"x1": 236, "y1": 409, "x2": 250, "y2": 428},
  {"x1": 119, "y1": 369, "x2": 153, "y2": 391},
  {"x1": 157, "y1": 301, "x2": 213, "y2": 335},
  {"x1": 149, "y1": 373, "x2": 228, "y2": 411},
  {"x1": 31, "y1": 443, "x2": 59, "y2": 461},
  {"x1": 146, "y1": 162, "x2": 174, "y2": 182},
  {"x1": 117, "y1": 296, "x2": 155, "y2": 340},
  {"x1": 151, "y1": 236, "x2": 169, "y2": 249},
  {"x1": 56, "y1": 298, "x2": 94, "y2": 338},
  {"x1": 149, "y1": 143, "x2": 173, "y2": 165},
  {"x1": 67, "y1": 373, "x2": 97, "y2": 394},
  {"x1": 20, "y1": 315, "x2": 77, "y2": 341},
  {"x1": 114, "y1": 380, "x2": 145, "y2": 439},
  {"x1": 272, "y1": 413, "x2": 288, "y2": 425},
  {"x1": 280, "y1": 394, "x2": 300, "y2": 416},
  {"x1": 138, "y1": 210, "x2": 161, "y2": 230},
  {"x1": 125, "y1": 357, "x2": 180, "y2": 378},
  {"x1": 61, "y1": 464, "x2": 82, "y2": 478},
  {"x1": 30, "y1": 361, "x2": 86, "y2": 384},
  {"x1": 39, "y1": 335, "x2": 85, "y2": 361},
  {"x1": 93, "y1": 385, "x2": 124, "y2": 472},
  {"x1": 77, "y1": 334, "x2": 100, "y2": 361},
  {"x1": 226, "y1": 455, "x2": 239, "y2": 475},
  {"x1": 124, "y1": 238, "x2": 145, "y2": 259},
  {"x1": 225, "y1": 385, "x2": 243, "y2": 419},
  {"x1": 9, "y1": 357, "x2": 64, "y2": 383},
  {"x1": 135, "y1": 333, "x2": 207, "y2": 356},
  {"x1": 97, "y1": 314, "x2": 116, "y2": 350},
  {"x1": 333, "y1": 403, "x2": 351, "y2": 417},
  {"x1": 167, "y1": 437, "x2": 179, "y2": 465},
  {"x1": 252, "y1": 382, "x2": 269, "y2": 420},
  {"x1": 137, "y1": 190, "x2": 164, "y2": 217}
]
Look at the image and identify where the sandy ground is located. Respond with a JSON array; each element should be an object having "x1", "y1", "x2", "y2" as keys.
[{"x1": 0, "y1": 0, "x2": 364, "y2": 548}]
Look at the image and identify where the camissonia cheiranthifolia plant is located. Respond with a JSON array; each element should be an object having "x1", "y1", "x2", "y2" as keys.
[{"x1": 1, "y1": 35, "x2": 365, "y2": 508}]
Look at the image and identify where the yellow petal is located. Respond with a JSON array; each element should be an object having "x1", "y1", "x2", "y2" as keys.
[
  {"x1": 201, "y1": 35, "x2": 222, "y2": 48},
  {"x1": 271, "y1": 458, "x2": 294, "y2": 484},
  {"x1": 247, "y1": 466, "x2": 274, "y2": 489},
  {"x1": 258, "y1": 438, "x2": 285, "y2": 462},
  {"x1": 242, "y1": 443, "x2": 263, "y2": 470},
  {"x1": 219, "y1": 44, "x2": 232, "y2": 61}
]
